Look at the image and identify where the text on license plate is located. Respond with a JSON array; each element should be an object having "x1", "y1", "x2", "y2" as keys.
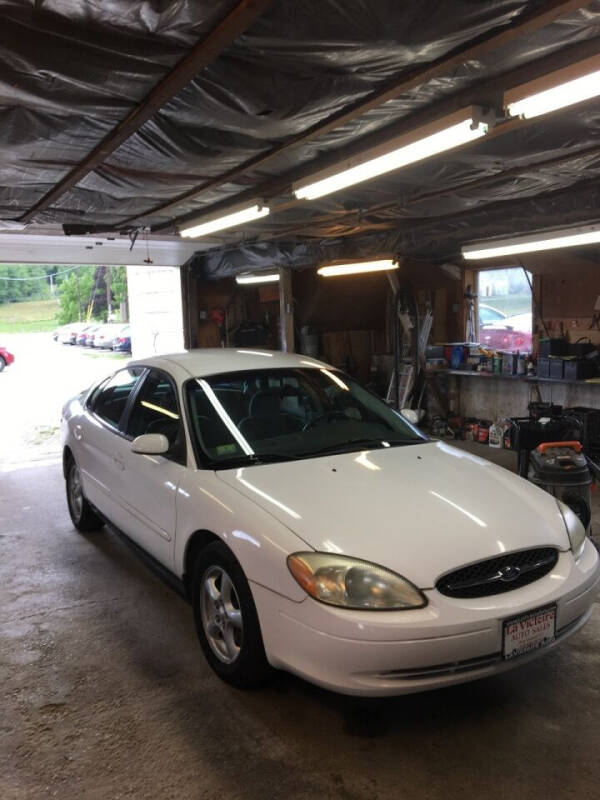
[{"x1": 502, "y1": 604, "x2": 556, "y2": 660}]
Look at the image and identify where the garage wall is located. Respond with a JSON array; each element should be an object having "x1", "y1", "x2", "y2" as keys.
[{"x1": 446, "y1": 374, "x2": 600, "y2": 421}]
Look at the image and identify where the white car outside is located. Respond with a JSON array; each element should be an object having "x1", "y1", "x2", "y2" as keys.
[
  {"x1": 61, "y1": 349, "x2": 600, "y2": 696},
  {"x1": 92, "y1": 323, "x2": 117, "y2": 349},
  {"x1": 58, "y1": 321, "x2": 87, "y2": 345}
]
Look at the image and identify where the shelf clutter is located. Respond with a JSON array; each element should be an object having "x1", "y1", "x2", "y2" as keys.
[{"x1": 426, "y1": 330, "x2": 600, "y2": 385}]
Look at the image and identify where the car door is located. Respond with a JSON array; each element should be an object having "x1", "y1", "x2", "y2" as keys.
[
  {"x1": 76, "y1": 367, "x2": 145, "y2": 522},
  {"x1": 111, "y1": 368, "x2": 187, "y2": 569}
]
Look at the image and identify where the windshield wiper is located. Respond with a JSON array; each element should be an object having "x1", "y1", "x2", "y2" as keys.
[
  {"x1": 301, "y1": 437, "x2": 424, "y2": 458},
  {"x1": 211, "y1": 453, "x2": 301, "y2": 469}
]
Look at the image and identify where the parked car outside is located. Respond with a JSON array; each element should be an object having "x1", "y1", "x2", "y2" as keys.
[
  {"x1": 112, "y1": 325, "x2": 131, "y2": 353},
  {"x1": 0, "y1": 346, "x2": 15, "y2": 371},
  {"x1": 479, "y1": 304, "x2": 506, "y2": 326},
  {"x1": 76, "y1": 324, "x2": 96, "y2": 346},
  {"x1": 84, "y1": 324, "x2": 103, "y2": 347},
  {"x1": 59, "y1": 322, "x2": 87, "y2": 345},
  {"x1": 480, "y1": 312, "x2": 532, "y2": 352},
  {"x1": 96, "y1": 323, "x2": 127, "y2": 350},
  {"x1": 52, "y1": 325, "x2": 68, "y2": 342},
  {"x1": 61, "y1": 349, "x2": 599, "y2": 696}
]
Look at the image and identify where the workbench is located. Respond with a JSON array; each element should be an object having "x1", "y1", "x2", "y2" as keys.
[{"x1": 426, "y1": 369, "x2": 600, "y2": 419}]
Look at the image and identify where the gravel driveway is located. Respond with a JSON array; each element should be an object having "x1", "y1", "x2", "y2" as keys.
[{"x1": 0, "y1": 333, "x2": 127, "y2": 469}]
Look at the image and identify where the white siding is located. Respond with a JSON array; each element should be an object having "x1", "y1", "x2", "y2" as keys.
[{"x1": 126, "y1": 266, "x2": 184, "y2": 359}]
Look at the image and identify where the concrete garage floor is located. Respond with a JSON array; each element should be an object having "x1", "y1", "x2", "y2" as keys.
[{"x1": 1, "y1": 377, "x2": 599, "y2": 798}]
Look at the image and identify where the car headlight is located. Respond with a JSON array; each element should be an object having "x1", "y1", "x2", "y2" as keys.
[
  {"x1": 557, "y1": 499, "x2": 586, "y2": 561},
  {"x1": 287, "y1": 552, "x2": 427, "y2": 610}
]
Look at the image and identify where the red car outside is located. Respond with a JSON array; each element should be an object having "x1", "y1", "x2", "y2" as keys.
[
  {"x1": 479, "y1": 313, "x2": 532, "y2": 353},
  {"x1": 0, "y1": 346, "x2": 15, "y2": 371}
]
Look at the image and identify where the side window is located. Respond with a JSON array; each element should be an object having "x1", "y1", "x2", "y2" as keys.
[
  {"x1": 92, "y1": 368, "x2": 144, "y2": 429},
  {"x1": 127, "y1": 369, "x2": 185, "y2": 464}
]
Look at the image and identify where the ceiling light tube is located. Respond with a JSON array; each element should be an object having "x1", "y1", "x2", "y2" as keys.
[
  {"x1": 462, "y1": 223, "x2": 600, "y2": 260},
  {"x1": 506, "y1": 54, "x2": 600, "y2": 120},
  {"x1": 294, "y1": 110, "x2": 487, "y2": 201},
  {"x1": 180, "y1": 204, "x2": 269, "y2": 238},
  {"x1": 235, "y1": 271, "x2": 280, "y2": 284},
  {"x1": 317, "y1": 259, "x2": 398, "y2": 277}
]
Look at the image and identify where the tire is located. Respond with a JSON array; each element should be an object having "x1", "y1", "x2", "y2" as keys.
[
  {"x1": 0, "y1": 357, "x2": 5, "y2": 372},
  {"x1": 192, "y1": 541, "x2": 272, "y2": 689},
  {"x1": 66, "y1": 457, "x2": 103, "y2": 532}
]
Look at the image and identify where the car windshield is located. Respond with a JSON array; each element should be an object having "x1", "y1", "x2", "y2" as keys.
[{"x1": 185, "y1": 367, "x2": 425, "y2": 468}]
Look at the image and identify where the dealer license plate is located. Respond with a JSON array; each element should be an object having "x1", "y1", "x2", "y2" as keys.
[{"x1": 502, "y1": 604, "x2": 556, "y2": 660}]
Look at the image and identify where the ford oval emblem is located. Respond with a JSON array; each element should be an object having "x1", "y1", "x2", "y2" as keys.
[{"x1": 499, "y1": 565, "x2": 522, "y2": 582}]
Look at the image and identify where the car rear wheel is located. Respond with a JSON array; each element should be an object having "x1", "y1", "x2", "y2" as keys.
[
  {"x1": 192, "y1": 541, "x2": 272, "y2": 689},
  {"x1": 66, "y1": 458, "x2": 103, "y2": 532},
  {"x1": 0, "y1": 356, "x2": 5, "y2": 372}
]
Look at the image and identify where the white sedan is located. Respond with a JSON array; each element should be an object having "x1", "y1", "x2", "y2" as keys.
[{"x1": 61, "y1": 349, "x2": 599, "y2": 696}]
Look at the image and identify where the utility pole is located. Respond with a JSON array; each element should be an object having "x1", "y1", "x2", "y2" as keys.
[
  {"x1": 105, "y1": 266, "x2": 112, "y2": 319},
  {"x1": 76, "y1": 272, "x2": 82, "y2": 321}
]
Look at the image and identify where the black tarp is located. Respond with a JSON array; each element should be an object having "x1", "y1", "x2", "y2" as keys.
[{"x1": 1, "y1": 0, "x2": 600, "y2": 267}]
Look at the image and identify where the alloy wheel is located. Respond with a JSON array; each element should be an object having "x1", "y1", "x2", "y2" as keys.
[
  {"x1": 68, "y1": 462, "x2": 83, "y2": 521},
  {"x1": 200, "y1": 566, "x2": 243, "y2": 664}
]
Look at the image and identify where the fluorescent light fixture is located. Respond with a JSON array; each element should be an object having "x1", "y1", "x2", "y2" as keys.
[
  {"x1": 317, "y1": 259, "x2": 398, "y2": 277},
  {"x1": 180, "y1": 204, "x2": 269, "y2": 238},
  {"x1": 294, "y1": 112, "x2": 487, "y2": 200},
  {"x1": 462, "y1": 223, "x2": 600, "y2": 260},
  {"x1": 235, "y1": 271, "x2": 280, "y2": 284},
  {"x1": 506, "y1": 54, "x2": 600, "y2": 120}
]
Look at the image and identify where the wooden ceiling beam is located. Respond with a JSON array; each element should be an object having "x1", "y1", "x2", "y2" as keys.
[{"x1": 19, "y1": 0, "x2": 275, "y2": 223}]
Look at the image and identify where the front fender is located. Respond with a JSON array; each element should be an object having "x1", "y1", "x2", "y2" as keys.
[{"x1": 175, "y1": 470, "x2": 309, "y2": 602}]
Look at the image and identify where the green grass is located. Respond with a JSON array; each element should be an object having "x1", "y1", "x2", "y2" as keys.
[{"x1": 0, "y1": 299, "x2": 60, "y2": 332}]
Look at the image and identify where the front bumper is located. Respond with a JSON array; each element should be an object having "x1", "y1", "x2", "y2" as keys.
[{"x1": 252, "y1": 541, "x2": 600, "y2": 696}]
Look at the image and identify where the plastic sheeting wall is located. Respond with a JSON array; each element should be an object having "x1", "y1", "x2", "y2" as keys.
[{"x1": 2, "y1": 1, "x2": 600, "y2": 268}]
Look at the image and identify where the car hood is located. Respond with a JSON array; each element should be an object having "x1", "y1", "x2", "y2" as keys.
[{"x1": 216, "y1": 441, "x2": 570, "y2": 588}]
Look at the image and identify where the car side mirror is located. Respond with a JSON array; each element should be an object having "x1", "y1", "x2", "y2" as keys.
[{"x1": 131, "y1": 433, "x2": 169, "y2": 455}]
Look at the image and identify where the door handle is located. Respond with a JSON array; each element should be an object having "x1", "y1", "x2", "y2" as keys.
[{"x1": 74, "y1": 424, "x2": 83, "y2": 441}]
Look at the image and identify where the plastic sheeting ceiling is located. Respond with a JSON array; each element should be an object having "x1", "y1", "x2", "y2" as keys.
[{"x1": 1, "y1": 0, "x2": 600, "y2": 268}]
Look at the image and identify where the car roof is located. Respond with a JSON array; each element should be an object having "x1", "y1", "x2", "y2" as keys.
[{"x1": 129, "y1": 348, "x2": 331, "y2": 379}]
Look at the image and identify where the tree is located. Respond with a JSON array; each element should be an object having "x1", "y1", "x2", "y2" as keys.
[
  {"x1": 0, "y1": 264, "x2": 52, "y2": 303},
  {"x1": 110, "y1": 267, "x2": 127, "y2": 307},
  {"x1": 56, "y1": 265, "x2": 129, "y2": 323},
  {"x1": 57, "y1": 267, "x2": 96, "y2": 324}
]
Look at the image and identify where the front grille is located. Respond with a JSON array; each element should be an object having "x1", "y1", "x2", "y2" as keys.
[{"x1": 436, "y1": 547, "x2": 559, "y2": 598}]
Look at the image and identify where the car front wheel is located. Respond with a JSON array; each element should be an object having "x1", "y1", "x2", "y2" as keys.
[
  {"x1": 66, "y1": 458, "x2": 103, "y2": 532},
  {"x1": 192, "y1": 541, "x2": 272, "y2": 689}
]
